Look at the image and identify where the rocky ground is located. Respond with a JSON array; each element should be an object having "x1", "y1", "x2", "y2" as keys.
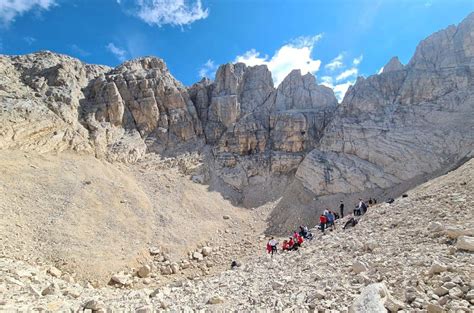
[
  {"x1": 1, "y1": 158, "x2": 472, "y2": 312},
  {"x1": 0, "y1": 150, "x2": 269, "y2": 287}
]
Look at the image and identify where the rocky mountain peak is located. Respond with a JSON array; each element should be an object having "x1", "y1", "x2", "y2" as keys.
[
  {"x1": 408, "y1": 12, "x2": 474, "y2": 70},
  {"x1": 382, "y1": 56, "x2": 404, "y2": 73}
]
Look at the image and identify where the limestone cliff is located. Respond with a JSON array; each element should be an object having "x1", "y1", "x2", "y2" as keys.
[
  {"x1": 270, "y1": 12, "x2": 474, "y2": 231},
  {"x1": 0, "y1": 13, "x2": 473, "y2": 230}
]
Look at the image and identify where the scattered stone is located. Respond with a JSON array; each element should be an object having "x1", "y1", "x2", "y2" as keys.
[
  {"x1": 111, "y1": 273, "x2": 131, "y2": 286},
  {"x1": 448, "y1": 287, "x2": 463, "y2": 298},
  {"x1": 349, "y1": 283, "x2": 404, "y2": 313},
  {"x1": 427, "y1": 303, "x2": 445, "y2": 313},
  {"x1": 47, "y1": 266, "x2": 62, "y2": 278},
  {"x1": 135, "y1": 305, "x2": 152, "y2": 313},
  {"x1": 352, "y1": 261, "x2": 369, "y2": 274},
  {"x1": 456, "y1": 236, "x2": 474, "y2": 251},
  {"x1": 170, "y1": 263, "x2": 180, "y2": 274},
  {"x1": 272, "y1": 281, "x2": 284, "y2": 290},
  {"x1": 160, "y1": 266, "x2": 172, "y2": 275},
  {"x1": 149, "y1": 247, "x2": 161, "y2": 255},
  {"x1": 429, "y1": 262, "x2": 448, "y2": 275},
  {"x1": 207, "y1": 296, "x2": 225, "y2": 305},
  {"x1": 138, "y1": 265, "x2": 151, "y2": 278},
  {"x1": 434, "y1": 286, "x2": 449, "y2": 297},
  {"x1": 193, "y1": 252, "x2": 204, "y2": 261},
  {"x1": 41, "y1": 284, "x2": 56, "y2": 296},
  {"x1": 202, "y1": 247, "x2": 212, "y2": 257},
  {"x1": 223, "y1": 215, "x2": 231, "y2": 220},
  {"x1": 83, "y1": 300, "x2": 103, "y2": 311}
]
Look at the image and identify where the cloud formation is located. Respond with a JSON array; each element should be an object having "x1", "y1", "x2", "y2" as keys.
[
  {"x1": 0, "y1": 0, "x2": 57, "y2": 26},
  {"x1": 325, "y1": 53, "x2": 344, "y2": 71},
  {"x1": 106, "y1": 43, "x2": 128, "y2": 62},
  {"x1": 23, "y1": 36, "x2": 36, "y2": 45},
  {"x1": 123, "y1": 0, "x2": 209, "y2": 27},
  {"x1": 70, "y1": 44, "x2": 91, "y2": 57},
  {"x1": 235, "y1": 34, "x2": 323, "y2": 86},
  {"x1": 198, "y1": 59, "x2": 217, "y2": 79},
  {"x1": 320, "y1": 54, "x2": 363, "y2": 102}
]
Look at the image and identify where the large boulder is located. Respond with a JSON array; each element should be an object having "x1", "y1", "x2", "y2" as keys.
[{"x1": 349, "y1": 283, "x2": 404, "y2": 313}]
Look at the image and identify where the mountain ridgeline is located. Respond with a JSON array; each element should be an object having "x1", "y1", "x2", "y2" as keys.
[{"x1": 0, "y1": 13, "x2": 473, "y2": 231}]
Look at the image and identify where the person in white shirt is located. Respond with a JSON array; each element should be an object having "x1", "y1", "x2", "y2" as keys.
[{"x1": 268, "y1": 237, "x2": 278, "y2": 256}]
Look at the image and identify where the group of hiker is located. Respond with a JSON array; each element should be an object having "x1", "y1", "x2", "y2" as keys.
[
  {"x1": 267, "y1": 197, "x2": 377, "y2": 255},
  {"x1": 266, "y1": 225, "x2": 314, "y2": 255}
]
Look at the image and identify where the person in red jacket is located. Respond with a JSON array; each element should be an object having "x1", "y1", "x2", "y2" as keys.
[
  {"x1": 288, "y1": 237, "x2": 295, "y2": 250},
  {"x1": 282, "y1": 240, "x2": 290, "y2": 251},
  {"x1": 319, "y1": 214, "x2": 327, "y2": 233},
  {"x1": 297, "y1": 234, "x2": 304, "y2": 246}
]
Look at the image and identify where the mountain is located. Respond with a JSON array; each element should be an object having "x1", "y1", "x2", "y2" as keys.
[{"x1": 0, "y1": 13, "x2": 473, "y2": 233}]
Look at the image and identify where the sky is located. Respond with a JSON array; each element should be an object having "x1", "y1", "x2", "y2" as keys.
[{"x1": 0, "y1": 0, "x2": 473, "y2": 101}]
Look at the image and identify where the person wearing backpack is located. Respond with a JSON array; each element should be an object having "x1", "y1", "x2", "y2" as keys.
[{"x1": 319, "y1": 214, "x2": 327, "y2": 233}]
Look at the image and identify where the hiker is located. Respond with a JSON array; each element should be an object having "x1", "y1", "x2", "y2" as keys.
[
  {"x1": 293, "y1": 231, "x2": 300, "y2": 240},
  {"x1": 319, "y1": 214, "x2": 327, "y2": 233},
  {"x1": 368, "y1": 198, "x2": 373, "y2": 205},
  {"x1": 327, "y1": 211, "x2": 336, "y2": 230},
  {"x1": 299, "y1": 225, "x2": 308, "y2": 238},
  {"x1": 268, "y1": 237, "x2": 278, "y2": 256},
  {"x1": 374, "y1": 198, "x2": 377, "y2": 204},
  {"x1": 282, "y1": 240, "x2": 290, "y2": 251},
  {"x1": 288, "y1": 237, "x2": 295, "y2": 250},
  {"x1": 353, "y1": 204, "x2": 361, "y2": 216},
  {"x1": 295, "y1": 233, "x2": 304, "y2": 248},
  {"x1": 357, "y1": 198, "x2": 367, "y2": 215},
  {"x1": 339, "y1": 200, "x2": 344, "y2": 218},
  {"x1": 333, "y1": 211, "x2": 340, "y2": 220},
  {"x1": 323, "y1": 209, "x2": 329, "y2": 216},
  {"x1": 342, "y1": 217, "x2": 358, "y2": 230}
]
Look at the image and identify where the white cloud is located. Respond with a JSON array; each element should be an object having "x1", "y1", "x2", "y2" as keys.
[
  {"x1": 106, "y1": 43, "x2": 128, "y2": 62},
  {"x1": 23, "y1": 36, "x2": 36, "y2": 45},
  {"x1": 325, "y1": 53, "x2": 344, "y2": 71},
  {"x1": 198, "y1": 59, "x2": 217, "y2": 79},
  {"x1": 353, "y1": 55, "x2": 363, "y2": 65},
  {"x1": 321, "y1": 53, "x2": 364, "y2": 102},
  {"x1": 0, "y1": 0, "x2": 57, "y2": 26},
  {"x1": 70, "y1": 44, "x2": 91, "y2": 57},
  {"x1": 336, "y1": 68, "x2": 358, "y2": 81},
  {"x1": 235, "y1": 34, "x2": 323, "y2": 86},
  {"x1": 333, "y1": 81, "x2": 354, "y2": 101},
  {"x1": 132, "y1": 0, "x2": 208, "y2": 27}
]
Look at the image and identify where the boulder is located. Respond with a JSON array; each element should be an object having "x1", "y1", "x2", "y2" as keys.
[
  {"x1": 111, "y1": 273, "x2": 131, "y2": 286},
  {"x1": 138, "y1": 265, "x2": 151, "y2": 278},
  {"x1": 349, "y1": 283, "x2": 404, "y2": 313},
  {"x1": 456, "y1": 236, "x2": 474, "y2": 252}
]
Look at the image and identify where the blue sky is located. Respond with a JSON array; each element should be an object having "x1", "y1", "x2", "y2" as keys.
[{"x1": 0, "y1": 0, "x2": 473, "y2": 100}]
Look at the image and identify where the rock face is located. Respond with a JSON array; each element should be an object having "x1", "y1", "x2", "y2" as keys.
[
  {"x1": 1, "y1": 14, "x2": 473, "y2": 225},
  {"x1": 271, "y1": 13, "x2": 474, "y2": 231}
]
